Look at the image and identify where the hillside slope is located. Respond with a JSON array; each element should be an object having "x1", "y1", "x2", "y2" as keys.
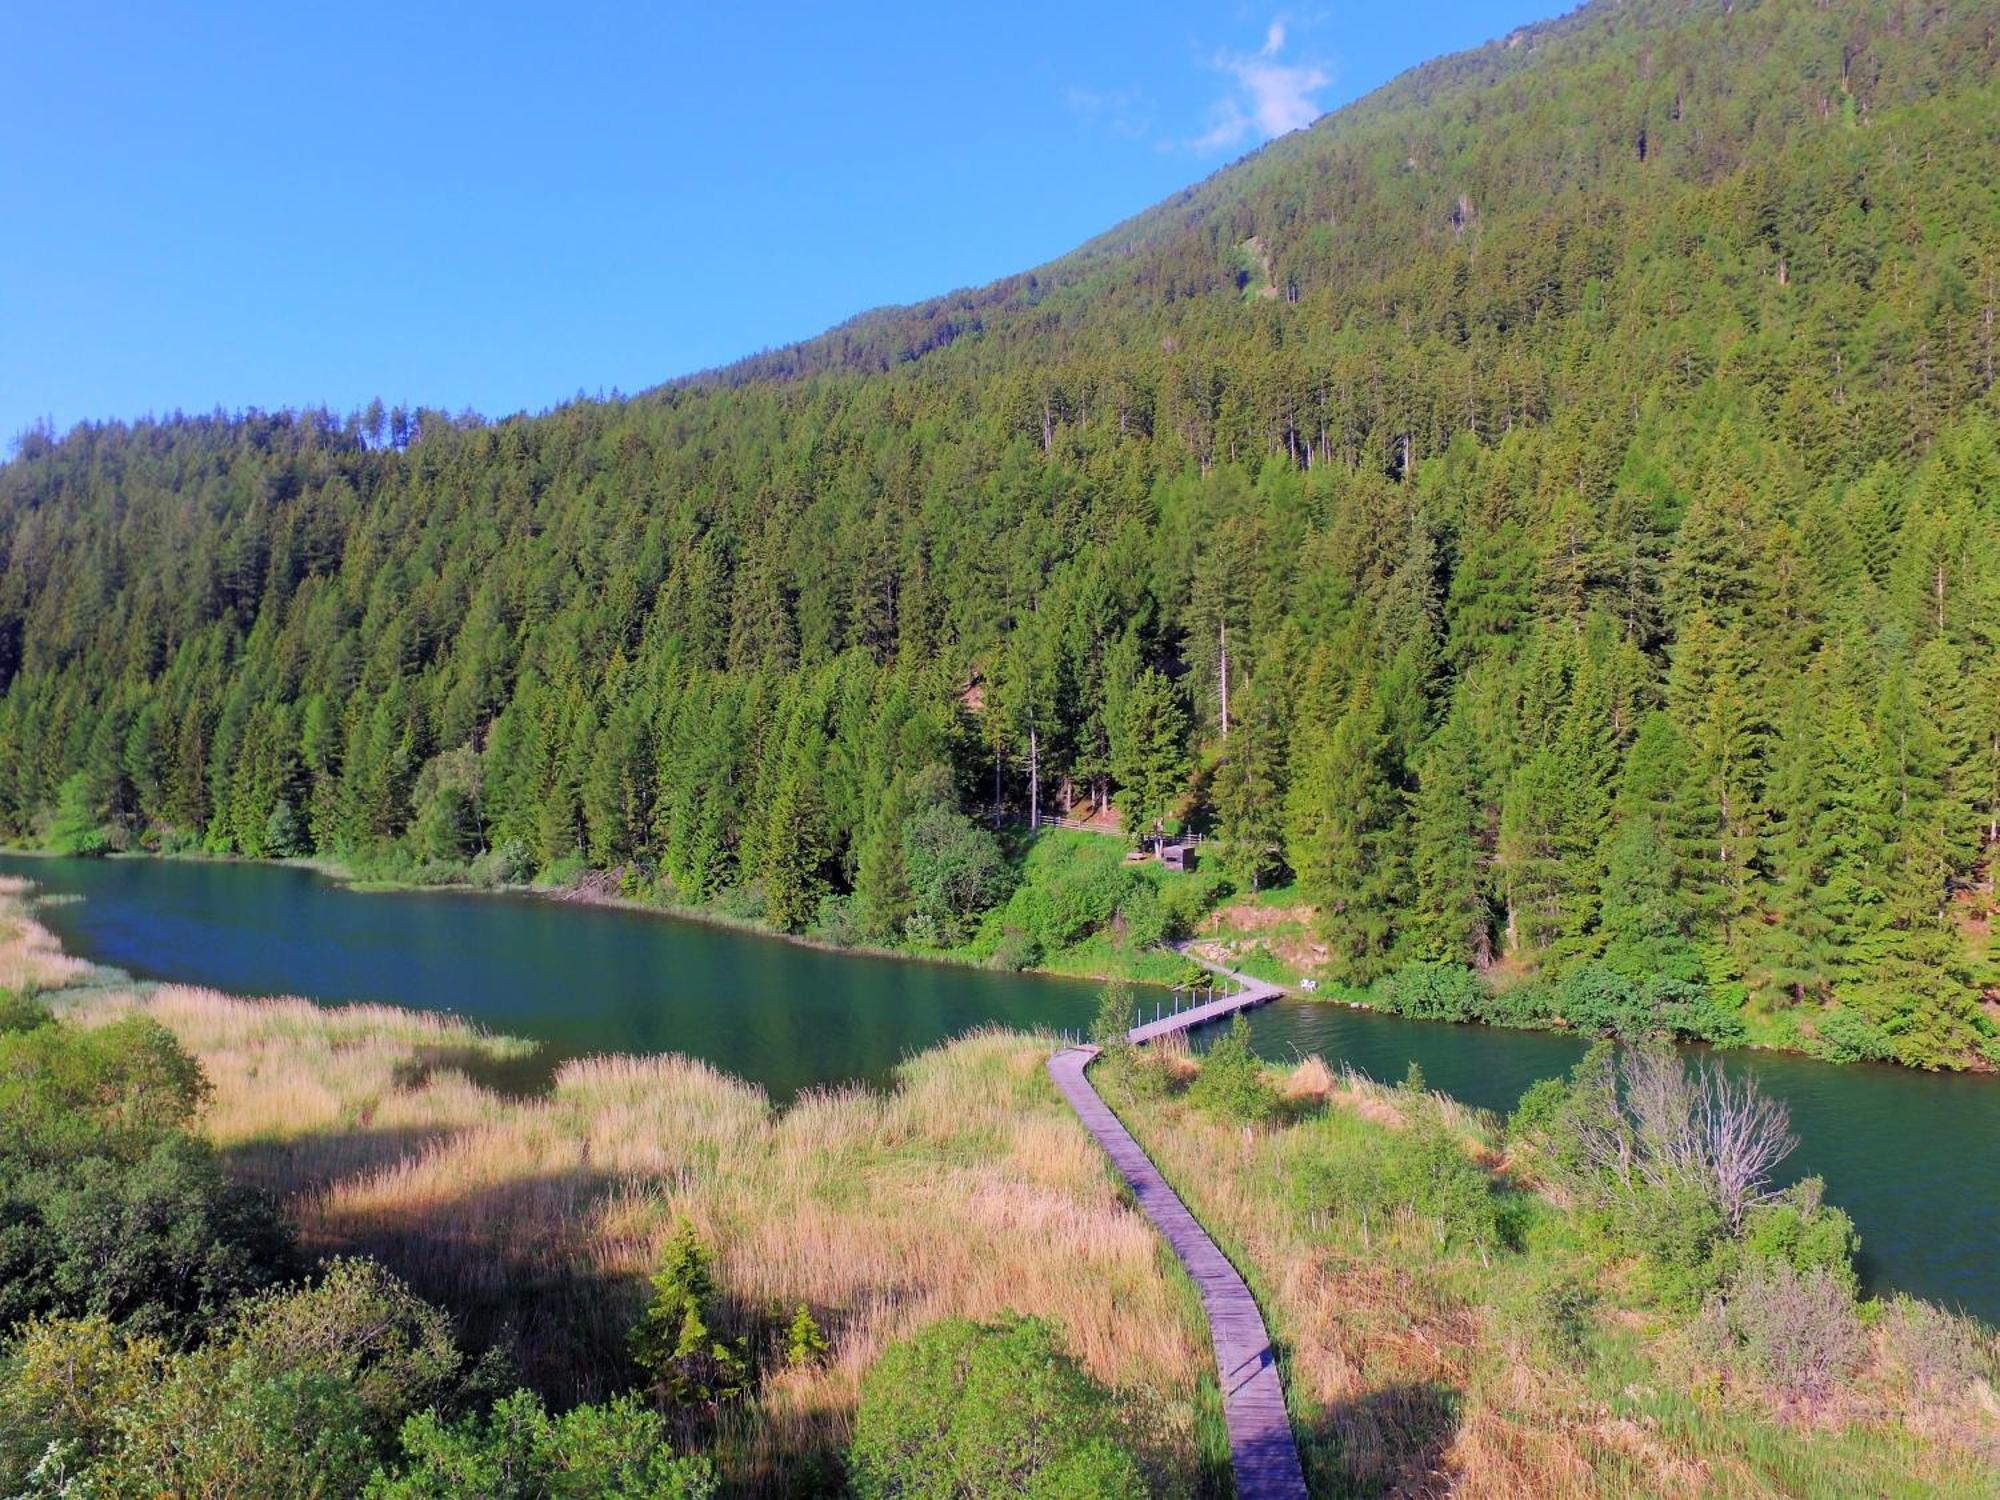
[{"x1": 2, "y1": 0, "x2": 1998, "y2": 1065}]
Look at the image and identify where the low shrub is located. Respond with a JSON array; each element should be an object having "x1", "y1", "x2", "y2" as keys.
[
  {"x1": 1878, "y1": 1295, "x2": 1996, "y2": 1398},
  {"x1": 1186, "y1": 1016, "x2": 1275, "y2": 1126},
  {"x1": 849, "y1": 1314, "x2": 1145, "y2": 1499},
  {"x1": 1700, "y1": 1260, "x2": 1864, "y2": 1406}
]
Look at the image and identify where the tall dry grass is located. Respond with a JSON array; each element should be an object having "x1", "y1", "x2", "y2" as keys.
[
  {"x1": 0, "y1": 875, "x2": 92, "y2": 991},
  {"x1": 1103, "y1": 1051, "x2": 2000, "y2": 1499},
  {"x1": 0, "y1": 884, "x2": 1213, "y2": 1492}
]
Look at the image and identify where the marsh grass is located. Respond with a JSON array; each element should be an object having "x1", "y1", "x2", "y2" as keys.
[
  {"x1": 8, "y1": 882, "x2": 1992, "y2": 1495},
  {"x1": 0, "y1": 884, "x2": 1215, "y2": 1494},
  {"x1": 1100, "y1": 1052, "x2": 2000, "y2": 1498}
]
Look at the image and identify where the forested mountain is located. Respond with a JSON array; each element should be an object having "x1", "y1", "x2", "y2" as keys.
[{"x1": 4, "y1": 0, "x2": 1998, "y2": 1066}]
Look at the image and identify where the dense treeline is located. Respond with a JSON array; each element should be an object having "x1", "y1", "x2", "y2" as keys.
[{"x1": 3, "y1": 0, "x2": 1999, "y2": 1064}]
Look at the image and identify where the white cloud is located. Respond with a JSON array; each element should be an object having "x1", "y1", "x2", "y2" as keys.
[
  {"x1": 1064, "y1": 85, "x2": 1153, "y2": 142},
  {"x1": 1193, "y1": 17, "x2": 1329, "y2": 152}
]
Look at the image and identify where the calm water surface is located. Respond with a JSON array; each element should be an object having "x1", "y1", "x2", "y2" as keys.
[{"x1": 8, "y1": 853, "x2": 1997, "y2": 1323}]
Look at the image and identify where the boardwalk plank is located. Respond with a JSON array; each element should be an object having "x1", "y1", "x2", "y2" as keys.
[{"x1": 1049, "y1": 1045, "x2": 1310, "y2": 1499}]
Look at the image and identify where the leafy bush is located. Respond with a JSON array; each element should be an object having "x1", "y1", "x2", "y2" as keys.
[
  {"x1": 903, "y1": 807, "x2": 1012, "y2": 943},
  {"x1": 849, "y1": 1314, "x2": 1145, "y2": 1499},
  {"x1": 372, "y1": 1390, "x2": 716, "y2": 1499},
  {"x1": 1378, "y1": 961, "x2": 1485, "y2": 1022},
  {"x1": 1739, "y1": 1178, "x2": 1859, "y2": 1295},
  {"x1": 1186, "y1": 1015, "x2": 1274, "y2": 1126}
]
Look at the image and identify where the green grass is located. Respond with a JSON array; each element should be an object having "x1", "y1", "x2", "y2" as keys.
[{"x1": 1091, "y1": 1051, "x2": 2000, "y2": 1498}]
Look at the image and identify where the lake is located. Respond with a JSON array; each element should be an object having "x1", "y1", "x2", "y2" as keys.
[{"x1": 7, "y1": 852, "x2": 1997, "y2": 1324}]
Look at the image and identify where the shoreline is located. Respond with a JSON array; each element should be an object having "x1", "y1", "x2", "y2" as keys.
[
  {"x1": 9, "y1": 843, "x2": 1997, "y2": 1082},
  {"x1": 1, "y1": 840, "x2": 1196, "y2": 993}
]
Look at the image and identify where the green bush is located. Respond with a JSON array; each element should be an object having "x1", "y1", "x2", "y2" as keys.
[
  {"x1": 1805, "y1": 1006, "x2": 1895, "y2": 1064},
  {"x1": 371, "y1": 1390, "x2": 716, "y2": 1499},
  {"x1": 1544, "y1": 965, "x2": 1743, "y2": 1044},
  {"x1": 1480, "y1": 981, "x2": 1555, "y2": 1029},
  {"x1": 849, "y1": 1314, "x2": 1145, "y2": 1499},
  {"x1": 1378, "y1": 961, "x2": 1485, "y2": 1022},
  {"x1": 1186, "y1": 1015, "x2": 1274, "y2": 1126},
  {"x1": 903, "y1": 807, "x2": 1012, "y2": 943},
  {"x1": 0, "y1": 1262, "x2": 475, "y2": 1498}
]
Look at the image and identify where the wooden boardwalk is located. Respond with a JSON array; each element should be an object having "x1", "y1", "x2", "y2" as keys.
[
  {"x1": 1125, "y1": 968, "x2": 1284, "y2": 1044},
  {"x1": 1049, "y1": 1044, "x2": 1310, "y2": 1499}
]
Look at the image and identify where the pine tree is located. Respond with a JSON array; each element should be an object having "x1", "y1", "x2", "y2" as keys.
[
  {"x1": 1109, "y1": 669, "x2": 1189, "y2": 847},
  {"x1": 1211, "y1": 682, "x2": 1286, "y2": 890},
  {"x1": 631, "y1": 1221, "x2": 748, "y2": 1411},
  {"x1": 1288, "y1": 682, "x2": 1409, "y2": 982},
  {"x1": 1405, "y1": 718, "x2": 1489, "y2": 965}
]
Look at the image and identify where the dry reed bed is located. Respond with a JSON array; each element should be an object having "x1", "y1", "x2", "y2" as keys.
[
  {"x1": 0, "y1": 886, "x2": 1210, "y2": 1489},
  {"x1": 0, "y1": 875, "x2": 92, "y2": 991},
  {"x1": 1110, "y1": 1057, "x2": 2000, "y2": 1499}
]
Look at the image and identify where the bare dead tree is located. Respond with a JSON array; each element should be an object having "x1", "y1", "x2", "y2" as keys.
[
  {"x1": 1553, "y1": 1043, "x2": 1797, "y2": 1232},
  {"x1": 1626, "y1": 1043, "x2": 1796, "y2": 1231},
  {"x1": 1695, "y1": 1060, "x2": 1798, "y2": 1232}
]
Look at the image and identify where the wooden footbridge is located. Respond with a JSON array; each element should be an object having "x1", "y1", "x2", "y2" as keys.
[
  {"x1": 1048, "y1": 956, "x2": 1308, "y2": 1499},
  {"x1": 1125, "y1": 955, "x2": 1285, "y2": 1044}
]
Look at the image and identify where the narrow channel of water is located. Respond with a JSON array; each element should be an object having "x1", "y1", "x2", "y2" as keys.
[{"x1": 6, "y1": 853, "x2": 1996, "y2": 1323}]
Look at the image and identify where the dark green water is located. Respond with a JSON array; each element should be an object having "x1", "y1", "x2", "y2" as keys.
[
  {"x1": 7, "y1": 854, "x2": 1998, "y2": 1324},
  {"x1": 1, "y1": 854, "x2": 1103, "y2": 1100}
]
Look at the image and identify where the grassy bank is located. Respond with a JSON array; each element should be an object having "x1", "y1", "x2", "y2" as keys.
[
  {"x1": 1092, "y1": 1045, "x2": 2000, "y2": 1497},
  {"x1": 0, "y1": 876, "x2": 1219, "y2": 1493},
  {"x1": 7, "y1": 870, "x2": 1996, "y2": 1494}
]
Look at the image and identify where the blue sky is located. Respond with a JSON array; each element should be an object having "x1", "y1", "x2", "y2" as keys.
[{"x1": 2, "y1": 1, "x2": 1559, "y2": 442}]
